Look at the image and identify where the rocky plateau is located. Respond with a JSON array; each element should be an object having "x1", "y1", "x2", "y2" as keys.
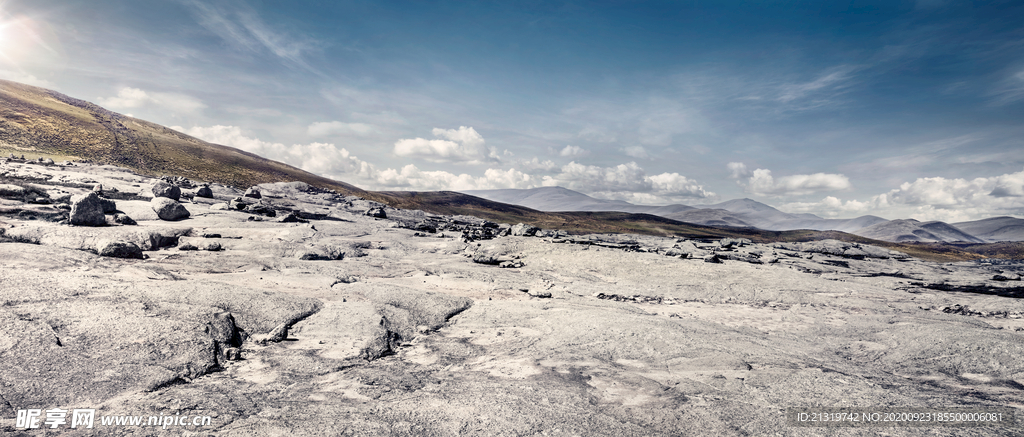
[{"x1": 2, "y1": 157, "x2": 1024, "y2": 436}]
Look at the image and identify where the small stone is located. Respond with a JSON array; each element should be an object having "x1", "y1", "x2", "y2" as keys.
[
  {"x1": 113, "y1": 213, "x2": 137, "y2": 225},
  {"x1": 201, "y1": 241, "x2": 222, "y2": 251},
  {"x1": 223, "y1": 348, "x2": 241, "y2": 361},
  {"x1": 704, "y1": 254, "x2": 723, "y2": 264}
]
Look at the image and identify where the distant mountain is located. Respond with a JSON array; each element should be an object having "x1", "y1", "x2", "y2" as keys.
[
  {"x1": 461, "y1": 187, "x2": 697, "y2": 215},
  {"x1": 698, "y1": 198, "x2": 889, "y2": 232},
  {"x1": 952, "y1": 216, "x2": 1024, "y2": 242},
  {"x1": 662, "y1": 209, "x2": 753, "y2": 228},
  {"x1": 852, "y1": 219, "x2": 985, "y2": 243},
  {"x1": 463, "y1": 189, "x2": 897, "y2": 232}
]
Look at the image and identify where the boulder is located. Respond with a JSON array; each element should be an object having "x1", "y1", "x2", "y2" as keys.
[
  {"x1": 244, "y1": 186, "x2": 262, "y2": 199},
  {"x1": 412, "y1": 220, "x2": 437, "y2": 233},
  {"x1": 69, "y1": 192, "x2": 107, "y2": 226},
  {"x1": 993, "y1": 274, "x2": 1022, "y2": 282},
  {"x1": 152, "y1": 181, "x2": 181, "y2": 200},
  {"x1": 296, "y1": 245, "x2": 346, "y2": 261},
  {"x1": 366, "y1": 207, "x2": 387, "y2": 219},
  {"x1": 244, "y1": 201, "x2": 276, "y2": 217},
  {"x1": 195, "y1": 185, "x2": 214, "y2": 198},
  {"x1": 511, "y1": 223, "x2": 540, "y2": 237},
  {"x1": 277, "y1": 211, "x2": 303, "y2": 223},
  {"x1": 41, "y1": 158, "x2": 54, "y2": 166},
  {"x1": 151, "y1": 197, "x2": 190, "y2": 221},
  {"x1": 96, "y1": 240, "x2": 144, "y2": 259}
]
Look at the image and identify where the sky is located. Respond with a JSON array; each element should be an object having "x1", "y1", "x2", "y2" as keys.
[{"x1": 1, "y1": 0, "x2": 1023, "y2": 222}]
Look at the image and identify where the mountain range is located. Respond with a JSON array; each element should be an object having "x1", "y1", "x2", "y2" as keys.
[
  {"x1": 3, "y1": 77, "x2": 1022, "y2": 252},
  {"x1": 462, "y1": 187, "x2": 1024, "y2": 243}
]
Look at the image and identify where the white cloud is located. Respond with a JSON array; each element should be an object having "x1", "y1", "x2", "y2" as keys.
[
  {"x1": 99, "y1": 87, "x2": 206, "y2": 115},
  {"x1": 0, "y1": 70, "x2": 54, "y2": 88},
  {"x1": 182, "y1": 0, "x2": 322, "y2": 75},
  {"x1": 775, "y1": 169, "x2": 1024, "y2": 222},
  {"x1": 307, "y1": 121, "x2": 375, "y2": 137},
  {"x1": 730, "y1": 164, "x2": 851, "y2": 196},
  {"x1": 621, "y1": 146, "x2": 649, "y2": 159},
  {"x1": 880, "y1": 170, "x2": 1024, "y2": 208},
  {"x1": 170, "y1": 126, "x2": 715, "y2": 203},
  {"x1": 394, "y1": 126, "x2": 505, "y2": 164},
  {"x1": 514, "y1": 157, "x2": 559, "y2": 172},
  {"x1": 542, "y1": 161, "x2": 713, "y2": 202},
  {"x1": 171, "y1": 125, "x2": 536, "y2": 192},
  {"x1": 171, "y1": 125, "x2": 375, "y2": 180},
  {"x1": 99, "y1": 87, "x2": 151, "y2": 108},
  {"x1": 780, "y1": 196, "x2": 872, "y2": 218},
  {"x1": 777, "y1": 66, "x2": 857, "y2": 104},
  {"x1": 727, "y1": 162, "x2": 750, "y2": 179},
  {"x1": 559, "y1": 145, "x2": 587, "y2": 157},
  {"x1": 990, "y1": 68, "x2": 1024, "y2": 105}
]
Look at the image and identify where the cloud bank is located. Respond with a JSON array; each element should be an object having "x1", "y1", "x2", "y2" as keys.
[
  {"x1": 99, "y1": 87, "x2": 206, "y2": 115},
  {"x1": 393, "y1": 126, "x2": 507, "y2": 164},
  {"x1": 172, "y1": 125, "x2": 714, "y2": 203},
  {"x1": 728, "y1": 162, "x2": 851, "y2": 196}
]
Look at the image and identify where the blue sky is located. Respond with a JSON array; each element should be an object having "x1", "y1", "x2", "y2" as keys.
[{"x1": 2, "y1": 0, "x2": 1023, "y2": 221}]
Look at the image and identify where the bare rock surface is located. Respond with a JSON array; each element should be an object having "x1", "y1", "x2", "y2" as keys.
[{"x1": 2, "y1": 160, "x2": 1024, "y2": 435}]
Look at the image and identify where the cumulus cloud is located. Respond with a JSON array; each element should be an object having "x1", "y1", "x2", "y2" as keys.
[
  {"x1": 307, "y1": 121, "x2": 375, "y2": 137},
  {"x1": 780, "y1": 196, "x2": 872, "y2": 218},
  {"x1": 170, "y1": 125, "x2": 713, "y2": 203},
  {"x1": 621, "y1": 146, "x2": 649, "y2": 159},
  {"x1": 514, "y1": 157, "x2": 559, "y2": 172},
  {"x1": 542, "y1": 161, "x2": 713, "y2": 202},
  {"x1": 559, "y1": 145, "x2": 587, "y2": 157},
  {"x1": 393, "y1": 126, "x2": 505, "y2": 164},
  {"x1": 99, "y1": 87, "x2": 206, "y2": 115},
  {"x1": 171, "y1": 125, "x2": 376, "y2": 180},
  {"x1": 727, "y1": 162, "x2": 750, "y2": 179},
  {"x1": 171, "y1": 125, "x2": 537, "y2": 192},
  {"x1": 774, "y1": 169, "x2": 1024, "y2": 222},
  {"x1": 729, "y1": 163, "x2": 850, "y2": 196},
  {"x1": 878, "y1": 170, "x2": 1024, "y2": 210},
  {"x1": 0, "y1": 70, "x2": 53, "y2": 88}
]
